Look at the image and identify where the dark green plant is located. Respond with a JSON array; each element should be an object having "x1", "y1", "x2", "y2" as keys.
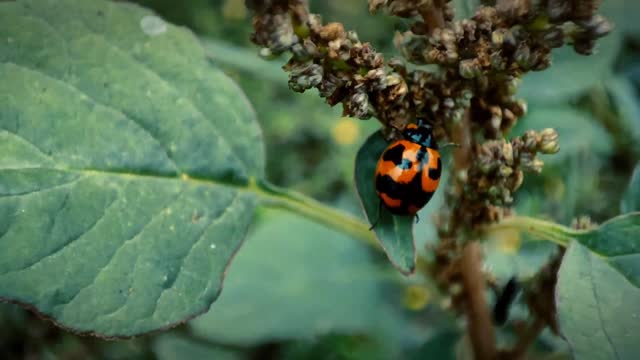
[{"x1": 1, "y1": 0, "x2": 640, "y2": 359}]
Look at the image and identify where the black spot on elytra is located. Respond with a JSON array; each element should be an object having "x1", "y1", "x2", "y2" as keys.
[
  {"x1": 382, "y1": 143, "x2": 405, "y2": 165},
  {"x1": 408, "y1": 172, "x2": 433, "y2": 208},
  {"x1": 416, "y1": 147, "x2": 428, "y2": 163},
  {"x1": 376, "y1": 174, "x2": 405, "y2": 199},
  {"x1": 428, "y1": 157, "x2": 442, "y2": 180},
  {"x1": 376, "y1": 172, "x2": 434, "y2": 215}
]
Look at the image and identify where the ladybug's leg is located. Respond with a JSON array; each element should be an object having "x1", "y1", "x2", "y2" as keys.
[
  {"x1": 368, "y1": 200, "x2": 383, "y2": 230},
  {"x1": 414, "y1": 213, "x2": 420, "y2": 224}
]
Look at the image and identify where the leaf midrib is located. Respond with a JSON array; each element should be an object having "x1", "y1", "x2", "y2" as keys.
[{"x1": 0, "y1": 166, "x2": 259, "y2": 193}]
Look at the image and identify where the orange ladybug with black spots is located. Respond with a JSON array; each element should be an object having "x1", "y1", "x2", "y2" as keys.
[{"x1": 374, "y1": 120, "x2": 441, "y2": 216}]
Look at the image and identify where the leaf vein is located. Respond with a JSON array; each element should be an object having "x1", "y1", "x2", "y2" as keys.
[
  {"x1": 587, "y1": 253, "x2": 621, "y2": 360},
  {"x1": 3, "y1": 195, "x2": 119, "y2": 275},
  {"x1": 55, "y1": 188, "x2": 185, "y2": 309},
  {"x1": 0, "y1": 130, "x2": 55, "y2": 164},
  {"x1": 0, "y1": 61, "x2": 180, "y2": 174},
  {"x1": 70, "y1": 21, "x2": 251, "y2": 174},
  {"x1": 0, "y1": 174, "x2": 81, "y2": 198},
  {"x1": 149, "y1": 192, "x2": 241, "y2": 320}
]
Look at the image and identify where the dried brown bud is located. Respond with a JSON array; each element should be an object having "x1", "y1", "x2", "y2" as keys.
[
  {"x1": 499, "y1": 164, "x2": 514, "y2": 177},
  {"x1": 288, "y1": 63, "x2": 323, "y2": 92},
  {"x1": 538, "y1": 128, "x2": 560, "y2": 154},
  {"x1": 459, "y1": 59, "x2": 482, "y2": 79},
  {"x1": 319, "y1": 22, "x2": 346, "y2": 41},
  {"x1": 522, "y1": 130, "x2": 538, "y2": 152}
]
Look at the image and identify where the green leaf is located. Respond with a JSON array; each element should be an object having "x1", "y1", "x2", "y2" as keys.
[
  {"x1": 556, "y1": 241, "x2": 640, "y2": 360},
  {"x1": 513, "y1": 107, "x2": 613, "y2": 164},
  {"x1": 190, "y1": 210, "x2": 399, "y2": 345},
  {"x1": 152, "y1": 334, "x2": 240, "y2": 360},
  {"x1": 605, "y1": 76, "x2": 640, "y2": 155},
  {"x1": 622, "y1": 163, "x2": 640, "y2": 213},
  {"x1": 408, "y1": 331, "x2": 459, "y2": 360},
  {"x1": 452, "y1": 0, "x2": 480, "y2": 19},
  {"x1": 281, "y1": 334, "x2": 396, "y2": 360},
  {"x1": 492, "y1": 214, "x2": 640, "y2": 287},
  {"x1": 354, "y1": 131, "x2": 416, "y2": 275},
  {"x1": 572, "y1": 213, "x2": 640, "y2": 287},
  {"x1": 602, "y1": 0, "x2": 640, "y2": 36},
  {"x1": 518, "y1": 32, "x2": 622, "y2": 105},
  {"x1": 0, "y1": 0, "x2": 263, "y2": 337}
]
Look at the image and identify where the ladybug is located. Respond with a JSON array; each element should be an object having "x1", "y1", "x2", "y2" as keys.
[{"x1": 373, "y1": 120, "x2": 442, "y2": 222}]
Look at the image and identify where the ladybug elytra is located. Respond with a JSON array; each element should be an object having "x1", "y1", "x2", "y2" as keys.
[{"x1": 374, "y1": 120, "x2": 442, "y2": 217}]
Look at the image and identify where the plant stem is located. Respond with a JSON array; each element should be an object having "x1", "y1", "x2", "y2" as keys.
[
  {"x1": 419, "y1": 0, "x2": 446, "y2": 34},
  {"x1": 485, "y1": 216, "x2": 578, "y2": 247},
  {"x1": 460, "y1": 241, "x2": 497, "y2": 360},
  {"x1": 252, "y1": 180, "x2": 381, "y2": 250},
  {"x1": 450, "y1": 109, "x2": 497, "y2": 359}
]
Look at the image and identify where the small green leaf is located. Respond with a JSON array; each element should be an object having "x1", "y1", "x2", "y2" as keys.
[
  {"x1": 622, "y1": 163, "x2": 640, "y2": 213},
  {"x1": 556, "y1": 241, "x2": 640, "y2": 360},
  {"x1": 573, "y1": 213, "x2": 640, "y2": 287},
  {"x1": 190, "y1": 210, "x2": 398, "y2": 345},
  {"x1": 518, "y1": 32, "x2": 622, "y2": 105},
  {"x1": 514, "y1": 107, "x2": 613, "y2": 164},
  {"x1": 0, "y1": 0, "x2": 263, "y2": 337},
  {"x1": 452, "y1": 0, "x2": 480, "y2": 19},
  {"x1": 152, "y1": 334, "x2": 240, "y2": 360},
  {"x1": 354, "y1": 131, "x2": 415, "y2": 275}
]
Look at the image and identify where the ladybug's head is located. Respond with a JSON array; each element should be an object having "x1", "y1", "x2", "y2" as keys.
[{"x1": 403, "y1": 119, "x2": 437, "y2": 149}]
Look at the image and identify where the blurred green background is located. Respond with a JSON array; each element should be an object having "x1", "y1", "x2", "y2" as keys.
[{"x1": 2, "y1": 0, "x2": 640, "y2": 359}]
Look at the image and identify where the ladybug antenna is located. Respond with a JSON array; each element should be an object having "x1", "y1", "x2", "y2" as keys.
[
  {"x1": 440, "y1": 142, "x2": 461, "y2": 150},
  {"x1": 416, "y1": 118, "x2": 433, "y2": 129}
]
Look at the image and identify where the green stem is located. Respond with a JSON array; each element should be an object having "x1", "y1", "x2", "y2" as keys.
[
  {"x1": 251, "y1": 180, "x2": 381, "y2": 250},
  {"x1": 485, "y1": 216, "x2": 579, "y2": 247}
]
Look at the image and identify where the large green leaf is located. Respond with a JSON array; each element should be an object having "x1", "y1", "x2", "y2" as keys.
[
  {"x1": 572, "y1": 213, "x2": 640, "y2": 287},
  {"x1": 556, "y1": 241, "x2": 640, "y2": 360},
  {"x1": 492, "y1": 214, "x2": 640, "y2": 287},
  {"x1": 190, "y1": 210, "x2": 401, "y2": 345},
  {"x1": 518, "y1": 32, "x2": 622, "y2": 105},
  {"x1": 0, "y1": 0, "x2": 263, "y2": 336},
  {"x1": 152, "y1": 334, "x2": 240, "y2": 360},
  {"x1": 622, "y1": 163, "x2": 640, "y2": 213},
  {"x1": 354, "y1": 131, "x2": 415, "y2": 275}
]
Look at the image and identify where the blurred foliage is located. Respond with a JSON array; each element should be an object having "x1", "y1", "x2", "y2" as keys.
[{"x1": 3, "y1": 0, "x2": 640, "y2": 358}]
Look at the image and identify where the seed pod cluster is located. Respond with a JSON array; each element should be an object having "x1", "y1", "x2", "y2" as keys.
[{"x1": 249, "y1": 0, "x2": 611, "y2": 329}]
